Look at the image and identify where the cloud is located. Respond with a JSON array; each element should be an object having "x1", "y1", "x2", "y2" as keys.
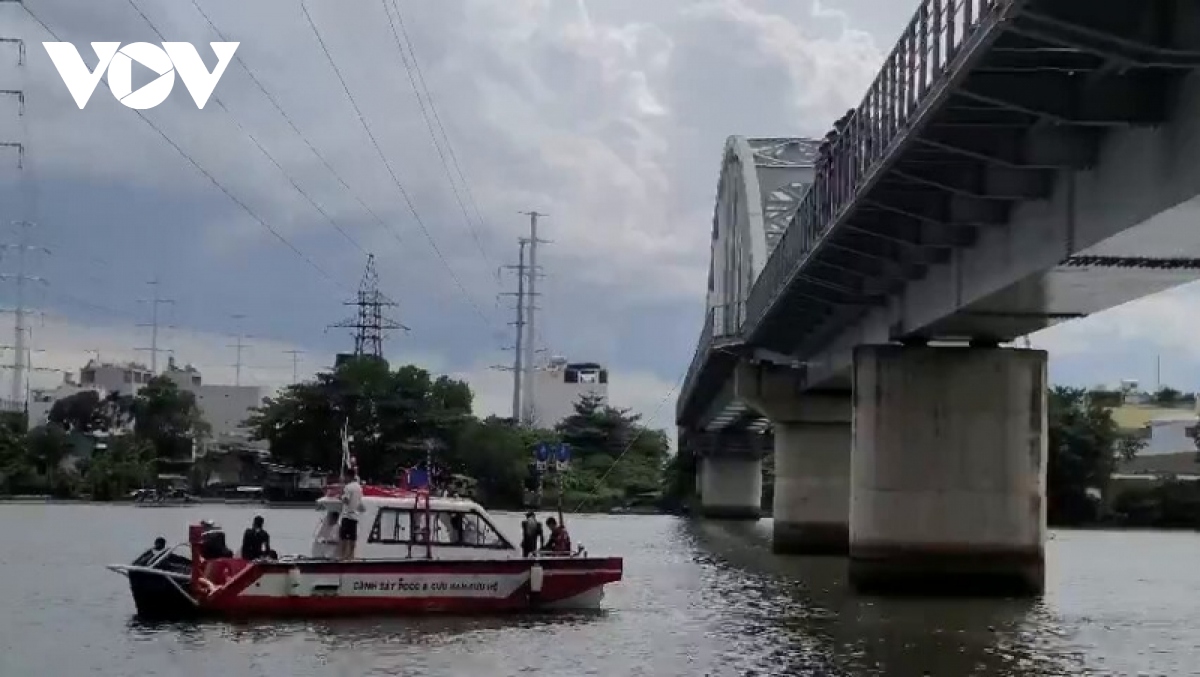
[
  {"x1": 1028, "y1": 281, "x2": 1200, "y2": 390},
  {"x1": 0, "y1": 0, "x2": 913, "y2": 443}
]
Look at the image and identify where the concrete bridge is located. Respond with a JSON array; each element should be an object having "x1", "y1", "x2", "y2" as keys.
[{"x1": 676, "y1": 0, "x2": 1200, "y2": 595}]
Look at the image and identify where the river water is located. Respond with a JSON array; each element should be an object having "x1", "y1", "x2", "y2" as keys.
[{"x1": 0, "y1": 504, "x2": 1196, "y2": 676}]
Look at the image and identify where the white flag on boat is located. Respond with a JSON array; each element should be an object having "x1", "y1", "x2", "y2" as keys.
[{"x1": 341, "y1": 420, "x2": 355, "y2": 474}]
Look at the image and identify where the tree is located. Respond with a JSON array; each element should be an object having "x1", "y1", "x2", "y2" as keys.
[
  {"x1": 1152, "y1": 386, "x2": 1185, "y2": 406},
  {"x1": 247, "y1": 360, "x2": 474, "y2": 481},
  {"x1": 554, "y1": 394, "x2": 669, "y2": 510},
  {"x1": 81, "y1": 435, "x2": 155, "y2": 500},
  {"x1": 131, "y1": 376, "x2": 209, "y2": 459},
  {"x1": 1047, "y1": 386, "x2": 1143, "y2": 525}
]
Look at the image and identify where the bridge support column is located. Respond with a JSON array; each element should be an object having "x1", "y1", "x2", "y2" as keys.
[
  {"x1": 735, "y1": 363, "x2": 852, "y2": 555},
  {"x1": 773, "y1": 418, "x2": 851, "y2": 554},
  {"x1": 698, "y1": 455, "x2": 763, "y2": 519},
  {"x1": 694, "y1": 431, "x2": 765, "y2": 520},
  {"x1": 850, "y1": 345, "x2": 1047, "y2": 596}
]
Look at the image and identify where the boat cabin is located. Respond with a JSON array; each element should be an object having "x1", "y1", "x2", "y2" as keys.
[{"x1": 312, "y1": 486, "x2": 518, "y2": 560}]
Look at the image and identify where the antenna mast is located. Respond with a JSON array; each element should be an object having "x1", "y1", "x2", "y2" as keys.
[{"x1": 330, "y1": 254, "x2": 406, "y2": 360}]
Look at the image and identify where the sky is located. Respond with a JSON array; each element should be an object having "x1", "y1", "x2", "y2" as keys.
[{"x1": 0, "y1": 0, "x2": 1197, "y2": 443}]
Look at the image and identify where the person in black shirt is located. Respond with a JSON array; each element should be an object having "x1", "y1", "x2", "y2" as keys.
[
  {"x1": 132, "y1": 537, "x2": 167, "y2": 566},
  {"x1": 520, "y1": 512, "x2": 544, "y2": 557},
  {"x1": 240, "y1": 515, "x2": 273, "y2": 560}
]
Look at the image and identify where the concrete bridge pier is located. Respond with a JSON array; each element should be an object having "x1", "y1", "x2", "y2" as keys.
[
  {"x1": 850, "y1": 345, "x2": 1048, "y2": 596},
  {"x1": 737, "y1": 365, "x2": 852, "y2": 555},
  {"x1": 693, "y1": 431, "x2": 765, "y2": 520}
]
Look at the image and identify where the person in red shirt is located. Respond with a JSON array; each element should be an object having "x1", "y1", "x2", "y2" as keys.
[{"x1": 543, "y1": 517, "x2": 571, "y2": 554}]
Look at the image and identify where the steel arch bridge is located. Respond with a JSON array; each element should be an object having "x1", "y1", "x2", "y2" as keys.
[{"x1": 683, "y1": 137, "x2": 818, "y2": 429}]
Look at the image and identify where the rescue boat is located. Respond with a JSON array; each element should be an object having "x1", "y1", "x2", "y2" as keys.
[{"x1": 107, "y1": 485, "x2": 623, "y2": 620}]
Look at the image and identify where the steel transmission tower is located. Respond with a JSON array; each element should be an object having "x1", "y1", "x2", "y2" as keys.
[
  {"x1": 0, "y1": 16, "x2": 46, "y2": 410},
  {"x1": 135, "y1": 278, "x2": 175, "y2": 374},
  {"x1": 331, "y1": 254, "x2": 406, "y2": 360}
]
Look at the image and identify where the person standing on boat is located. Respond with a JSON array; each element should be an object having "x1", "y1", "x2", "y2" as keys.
[
  {"x1": 339, "y1": 475, "x2": 366, "y2": 560},
  {"x1": 520, "y1": 512, "x2": 544, "y2": 557},
  {"x1": 240, "y1": 515, "x2": 272, "y2": 560},
  {"x1": 544, "y1": 517, "x2": 571, "y2": 554}
]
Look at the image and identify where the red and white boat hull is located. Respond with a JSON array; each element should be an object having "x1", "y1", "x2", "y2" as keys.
[{"x1": 192, "y1": 556, "x2": 621, "y2": 618}]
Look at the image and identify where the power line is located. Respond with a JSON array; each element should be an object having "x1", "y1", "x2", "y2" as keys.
[
  {"x1": 379, "y1": 0, "x2": 494, "y2": 272},
  {"x1": 187, "y1": 0, "x2": 409, "y2": 261},
  {"x1": 16, "y1": 2, "x2": 352, "y2": 294},
  {"x1": 123, "y1": 0, "x2": 368, "y2": 258},
  {"x1": 301, "y1": 2, "x2": 497, "y2": 329},
  {"x1": 387, "y1": 1, "x2": 491, "y2": 247}
]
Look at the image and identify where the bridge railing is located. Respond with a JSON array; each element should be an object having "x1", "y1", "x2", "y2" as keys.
[
  {"x1": 742, "y1": 0, "x2": 1005, "y2": 338},
  {"x1": 678, "y1": 300, "x2": 746, "y2": 420},
  {"x1": 678, "y1": 308, "x2": 715, "y2": 418}
]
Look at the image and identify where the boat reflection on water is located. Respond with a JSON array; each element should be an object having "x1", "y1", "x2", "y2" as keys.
[
  {"x1": 128, "y1": 609, "x2": 608, "y2": 648},
  {"x1": 681, "y1": 518, "x2": 1084, "y2": 677}
]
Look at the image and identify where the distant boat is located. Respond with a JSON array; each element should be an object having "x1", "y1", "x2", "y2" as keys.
[{"x1": 130, "y1": 488, "x2": 197, "y2": 507}]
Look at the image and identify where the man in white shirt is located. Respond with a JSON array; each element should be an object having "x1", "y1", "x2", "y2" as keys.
[{"x1": 338, "y1": 476, "x2": 366, "y2": 561}]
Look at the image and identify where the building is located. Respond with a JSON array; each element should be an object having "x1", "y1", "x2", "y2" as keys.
[
  {"x1": 79, "y1": 359, "x2": 155, "y2": 395},
  {"x1": 163, "y1": 357, "x2": 266, "y2": 445},
  {"x1": 530, "y1": 357, "x2": 608, "y2": 428}
]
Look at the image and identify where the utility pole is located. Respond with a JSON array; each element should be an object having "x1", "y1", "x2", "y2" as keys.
[
  {"x1": 283, "y1": 349, "x2": 304, "y2": 384},
  {"x1": 492, "y1": 238, "x2": 529, "y2": 423},
  {"x1": 518, "y1": 211, "x2": 548, "y2": 425},
  {"x1": 135, "y1": 277, "x2": 175, "y2": 374},
  {"x1": 228, "y1": 313, "x2": 249, "y2": 386}
]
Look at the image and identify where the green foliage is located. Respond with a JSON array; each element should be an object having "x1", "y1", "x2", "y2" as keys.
[
  {"x1": 131, "y1": 377, "x2": 209, "y2": 459},
  {"x1": 1, "y1": 361, "x2": 670, "y2": 508},
  {"x1": 554, "y1": 394, "x2": 669, "y2": 511},
  {"x1": 246, "y1": 359, "x2": 474, "y2": 481},
  {"x1": 0, "y1": 376, "x2": 206, "y2": 498},
  {"x1": 80, "y1": 436, "x2": 156, "y2": 501},
  {"x1": 1048, "y1": 386, "x2": 1144, "y2": 525},
  {"x1": 249, "y1": 370, "x2": 666, "y2": 511}
]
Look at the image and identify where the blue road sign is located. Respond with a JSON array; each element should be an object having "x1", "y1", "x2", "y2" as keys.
[
  {"x1": 535, "y1": 443, "x2": 550, "y2": 462},
  {"x1": 556, "y1": 443, "x2": 571, "y2": 462}
]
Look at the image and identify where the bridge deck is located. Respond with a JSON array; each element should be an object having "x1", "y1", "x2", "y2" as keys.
[{"x1": 680, "y1": 0, "x2": 1200, "y2": 427}]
